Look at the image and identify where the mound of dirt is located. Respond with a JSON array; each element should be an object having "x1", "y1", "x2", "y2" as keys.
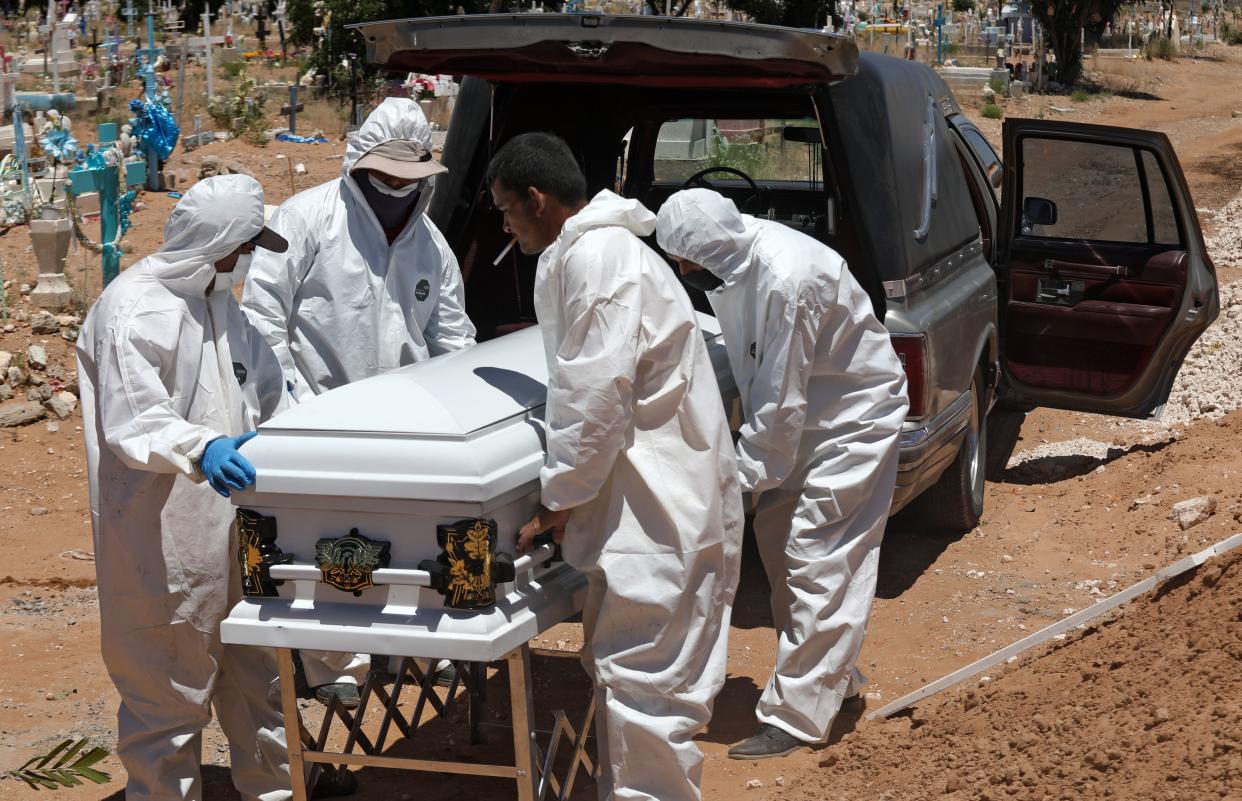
[{"x1": 791, "y1": 552, "x2": 1242, "y2": 801}]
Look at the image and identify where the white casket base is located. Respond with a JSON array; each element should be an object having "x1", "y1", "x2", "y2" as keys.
[{"x1": 223, "y1": 562, "x2": 586, "y2": 663}]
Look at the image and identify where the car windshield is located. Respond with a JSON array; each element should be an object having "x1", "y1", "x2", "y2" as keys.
[{"x1": 651, "y1": 118, "x2": 826, "y2": 189}]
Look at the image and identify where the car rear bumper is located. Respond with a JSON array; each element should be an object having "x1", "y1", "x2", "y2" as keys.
[{"x1": 891, "y1": 389, "x2": 973, "y2": 514}]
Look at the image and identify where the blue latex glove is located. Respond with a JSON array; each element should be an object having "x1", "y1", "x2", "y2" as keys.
[{"x1": 200, "y1": 431, "x2": 258, "y2": 497}]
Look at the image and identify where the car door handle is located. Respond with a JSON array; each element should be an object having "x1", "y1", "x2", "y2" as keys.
[{"x1": 1043, "y1": 258, "x2": 1129, "y2": 278}]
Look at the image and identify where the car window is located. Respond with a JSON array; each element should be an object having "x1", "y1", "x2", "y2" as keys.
[
  {"x1": 1142, "y1": 149, "x2": 1181, "y2": 245},
  {"x1": 1019, "y1": 137, "x2": 1181, "y2": 245},
  {"x1": 958, "y1": 125, "x2": 1001, "y2": 204},
  {"x1": 652, "y1": 118, "x2": 824, "y2": 186}
]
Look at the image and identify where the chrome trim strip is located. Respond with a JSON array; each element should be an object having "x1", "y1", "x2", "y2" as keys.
[
  {"x1": 883, "y1": 237, "x2": 984, "y2": 301},
  {"x1": 913, "y1": 95, "x2": 937, "y2": 241},
  {"x1": 898, "y1": 388, "x2": 972, "y2": 467}
]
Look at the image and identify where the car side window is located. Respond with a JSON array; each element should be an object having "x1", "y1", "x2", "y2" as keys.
[
  {"x1": 957, "y1": 125, "x2": 1001, "y2": 205},
  {"x1": 952, "y1": 135, "x2": 993, "y2": 255},
  {"x1": 1018, "y1": 137, "x2": 1182, "y2": 246},
  {"x1": 1142, "y1": 149, "x2": 1181, "y2": 245}
]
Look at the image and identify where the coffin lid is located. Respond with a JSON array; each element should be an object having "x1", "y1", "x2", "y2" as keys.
[{"x1": 265, "y1": 326, "x2": 549, "y2": 437}]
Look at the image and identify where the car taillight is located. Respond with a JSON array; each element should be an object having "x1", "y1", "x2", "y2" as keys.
[{"x1": 890, "y1": 334, "x2": 928, "y2": 418}]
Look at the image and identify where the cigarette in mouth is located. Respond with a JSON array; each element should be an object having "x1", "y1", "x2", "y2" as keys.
[{"x1": 493, "y1": 237, "x2": 517, "y2": 266}]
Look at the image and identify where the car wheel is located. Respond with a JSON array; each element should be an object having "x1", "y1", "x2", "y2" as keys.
[{"x1": 912, "y1": 369, "x2": 986, "y2": 534}]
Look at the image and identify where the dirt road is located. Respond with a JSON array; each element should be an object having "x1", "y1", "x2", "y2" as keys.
[{"x1": 1, "y1": 43, "x2": 1240, "y2": 801}]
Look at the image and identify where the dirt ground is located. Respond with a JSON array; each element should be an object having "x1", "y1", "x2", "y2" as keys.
[{"x1": 1, "y1": 34, "x2": 1241, "y2": 801}]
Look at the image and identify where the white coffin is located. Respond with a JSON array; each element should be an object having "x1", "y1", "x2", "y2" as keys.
[{"x1": 221, "y1": 317, "x2": 735, "y2": 662}]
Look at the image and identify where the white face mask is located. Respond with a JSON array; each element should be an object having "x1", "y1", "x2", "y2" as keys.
[
  {"x1": 210, "y1": 252, "x2": 253, "y2": 293},
  {"x1": 367, "y1": 173, "x2": 422, "y2": 198}
]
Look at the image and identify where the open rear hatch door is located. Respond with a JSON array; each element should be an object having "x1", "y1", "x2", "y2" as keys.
[
  {"x1": 353, "y1": 13, "x2": 858, "y2": 88},
  {"x1": 997, "y1": 118, "x2": 1219, "y2": 418}
]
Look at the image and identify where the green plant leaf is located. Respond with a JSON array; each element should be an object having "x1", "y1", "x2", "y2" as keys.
[
  {"x1": 7, "y1": 737, "x2": 113, "y2": 790},
  {"x1": 74, "y1": 748, "x2": 109, "y2": 769},
  {"x1": 51, "y1": 739, "x2": 88, "y2": 769},
  {"x1": 74, "y1": 766, "x2": 111, "y2": 785},
  {"x1": 15, "y1": 769, "x2": 60, "y2": 789},
  {"x1": 34, "y1": 739, "x2": 74, "y2": 770},
  {"x1": 47, "y1": 769, "x2": 82, "y2": 787}
]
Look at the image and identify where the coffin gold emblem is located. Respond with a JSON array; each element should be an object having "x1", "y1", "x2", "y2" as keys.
[
  {"x1": 236, "y1": 509, "x2": 291, "y2": 597},
  {"x1": 440, "y1": 518, "x2": 498, "y2": 610},
  {"x1": 315, "y1": 529, "x2": 392, "y2": 595}
]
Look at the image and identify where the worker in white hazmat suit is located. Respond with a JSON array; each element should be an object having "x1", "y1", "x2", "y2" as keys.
[
  {"x1": 242, "y1": 98, "x2": 476, "y2": 704},
  {"x1": 656, "y1": 188, "x2": 909, "y2": 759},
  {"x1": 491, "y1": 133, "x2": 743, "y2": 801},
  {"x1": 77, "y1": 175, "x2": 294, "y2": 801}
]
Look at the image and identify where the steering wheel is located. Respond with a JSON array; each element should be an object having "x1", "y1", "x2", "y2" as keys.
[{"x1": 683, "y1": 166, "x2": 763, "y2": 213}]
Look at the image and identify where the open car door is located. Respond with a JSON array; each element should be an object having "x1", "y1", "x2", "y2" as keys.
[{"x1": 997, "y1": 119, "x2": 1218, "y2": 418}]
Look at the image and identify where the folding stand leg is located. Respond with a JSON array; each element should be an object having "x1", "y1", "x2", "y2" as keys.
[
  {"x1": 535, "y1": 695, "x2": 597, "y2": 801},
  {"x1": 559, "y1": 695, "x2": 597, "y2": 800},
  {"x1": 277, "y1": 647, "x2": 310, "y2": 801},
  {"x1": 467, "y1": 661, "x2": 488, "y2": 745},
  {"x1": 507, "y1": 645, "x2": 537, "y2": 801}
]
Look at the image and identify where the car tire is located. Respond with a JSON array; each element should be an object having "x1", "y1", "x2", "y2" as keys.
[
  {"x1": 984, "y1": 405, "x2": 1027, "y2": 482},
  {"x1": 912, "y1": 369, "x2": 986, "y2": 534}
]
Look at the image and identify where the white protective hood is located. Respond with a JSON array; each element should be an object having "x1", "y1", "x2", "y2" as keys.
[
  {"x1": 654, "y1": 188, "x2": 760, "y2": 288},
  {"x1": 149, "y1": 173, "x2": 268, "y2": 295},
  {"x1": 341, "y1": 97, "x2": 434, "y2": 177},
  {"x1": 540, "y1": 188, "x2": 659, "y2": 264},
  {"x1": 340, "y1": 97, "x2": 439, "y2": 234}
]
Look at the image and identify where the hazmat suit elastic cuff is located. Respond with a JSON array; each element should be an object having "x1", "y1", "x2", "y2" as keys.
[
  {"x1": 540, "y1": 496, "x2": 581, "y2": 514},
  {"x1": 539, "y1": 470, "x2": 600, "y2": 514},
  {"x1": 186, "y1": 430, "x2": 225, "y2": 483}
]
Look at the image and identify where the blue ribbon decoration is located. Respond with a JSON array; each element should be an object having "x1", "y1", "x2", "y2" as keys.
[
  {"x1": 118, "y1": 189, "x2": 135, "y2": 235},
  {"x1": 275, "y1": 133, "x2": 329, "y2": 144},
  {"x1": 128, "y1": 98, "x2": 181, "y2": 162}
]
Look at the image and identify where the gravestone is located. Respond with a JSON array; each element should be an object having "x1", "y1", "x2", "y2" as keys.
[
  {"x1": 0, "y1": 71, "x2": 18, "y2": 115},
  {"x1": 654, "y1": 118, "x2": 710, "y2": 162},
  {"x1": 281, "y1": 84, "x2": 302, "y2": 134},
  {"x1": 28, "y1": 201, "x2": 74, "y2": 309},
  {"x1": 186, "y1": 3, "x2": 225, "y2": 101}
]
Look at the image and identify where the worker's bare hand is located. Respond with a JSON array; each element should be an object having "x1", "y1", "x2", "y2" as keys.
[{"x1": 517, "y1": 505, "x2": 571, "y2": 554}]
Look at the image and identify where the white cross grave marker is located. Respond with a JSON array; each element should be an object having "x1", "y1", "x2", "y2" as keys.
[{"x1": 186, "y1": 3, "x2": 225, "y2": 100}]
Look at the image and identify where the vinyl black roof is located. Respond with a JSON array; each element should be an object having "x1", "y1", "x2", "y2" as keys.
[{"x1": 828, "y1": 52, "x2": 980, "y2": 281}]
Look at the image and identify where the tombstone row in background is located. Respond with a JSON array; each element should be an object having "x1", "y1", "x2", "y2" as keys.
[{"x1": 0, "y1": 0, "x2": 270, "y2": 308}]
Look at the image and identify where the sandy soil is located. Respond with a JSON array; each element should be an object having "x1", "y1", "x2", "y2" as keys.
[
  {"x1": 804, "y1": 551, "x2": 1242, "y2": 801},
  {"x1": 1, "y1": 34, "x2": 1240, "y2": 801}
]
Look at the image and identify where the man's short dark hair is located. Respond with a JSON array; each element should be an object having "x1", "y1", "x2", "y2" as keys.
[{"x1": 485, "y1": 132, "x2": 588, "y2": 207}]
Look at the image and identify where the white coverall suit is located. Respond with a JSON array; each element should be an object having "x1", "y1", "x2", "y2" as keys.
[
  {"x1": 242, "y1": 98, "x2": 476, "y2": 688},
  {"x1": 77, "y1": 175, "x2": 292, "y2": 801},
  {"x1": 534, "y1": 190, "x2": 743, "y2": 801},
  {"x1": 656, "y1": 189, "x2": 909, "y2": 744}
]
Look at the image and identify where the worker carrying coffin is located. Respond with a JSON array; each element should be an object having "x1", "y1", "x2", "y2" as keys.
[
  {"x1": 488, "y1": 133, "x2": 743, "y2": 801},
  {"x1": 657, "y1": 188, "x2": 909, "y2": 759},
  {"x1": 77, "y1": 175, "x2": 294, "y2": 801}
]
